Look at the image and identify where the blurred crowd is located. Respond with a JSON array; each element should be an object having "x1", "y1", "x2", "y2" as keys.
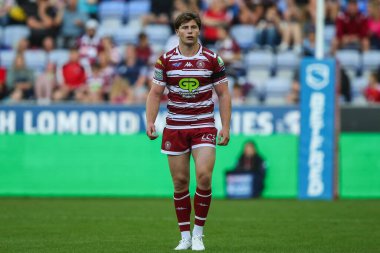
[{"x1": 0, "y1": 0, "x2": 379, "y2": 105}]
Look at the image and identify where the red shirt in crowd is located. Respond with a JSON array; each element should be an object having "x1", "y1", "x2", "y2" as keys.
[
  {"x1": 62, "y1": 62, "x2": 86, "y2": 89},
  {"x1": 364, "y1": 85, "x2": 380, "y2": 103},
  {"x1": 336, "y1": 12, "x2": 369, "y2": 40}
]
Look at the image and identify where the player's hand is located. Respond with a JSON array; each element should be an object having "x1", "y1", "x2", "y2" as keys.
[
  {"x1": 146, "y1": 123, "x2": 159, "y2": 140},
  {"x1": 217, "y1": 128, "x2": 230, "y2": 146}
]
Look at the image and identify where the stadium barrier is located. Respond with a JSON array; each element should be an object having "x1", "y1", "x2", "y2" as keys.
[{"x1": 0, "y1": 105, "x2": 379, "y2": 198}]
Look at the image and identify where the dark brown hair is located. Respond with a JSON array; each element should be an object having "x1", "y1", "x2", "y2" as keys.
[{"x1": 174, "y1": 12, "x2": 202, "y2": 30}]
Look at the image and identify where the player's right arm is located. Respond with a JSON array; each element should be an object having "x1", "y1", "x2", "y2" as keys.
[
  {"x1": 146, "y1": 83, "x2": 165, "y2": 140},
  {"x1": 146, "y1": 56, "x2": 167, "y2": 140}
]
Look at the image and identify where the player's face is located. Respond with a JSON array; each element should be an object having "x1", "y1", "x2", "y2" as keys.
[{"x1": 176, "y1": 19, "x2": 200, "y2": 46}]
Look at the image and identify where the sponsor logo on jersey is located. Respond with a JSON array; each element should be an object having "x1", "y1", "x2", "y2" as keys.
[
  {"x1": 178, "y1": 78, "x2": 200, "y2": 98},
  {"x1": 196, "y1": 60, "x2": 205, "y2": 69},
  {"x1": 172, "y1": 62, "x2": 182, "y2": 67},
  {"x1": 217, "y1": 56, "x2": 224, "y2": 67},
  {"x1": 176, "y1": 207, "x2": 187, "y2": 210},
  {"x1": 184, "y1": 62, "x2": 193, "y2": 68},
  {"x1": 201, "y1": 134, "x2": 216, "y2": 143},
  {"x1": 154, "y1": 68, "x2": 163, "y2": 80}
]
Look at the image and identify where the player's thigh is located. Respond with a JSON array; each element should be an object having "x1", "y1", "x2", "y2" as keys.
[
  {"x1": 192, "y1": 147, "x2": 216, "y2": 175},
  {"x1": 168, "y1": 152, "x2": 191, "y2": 181}
]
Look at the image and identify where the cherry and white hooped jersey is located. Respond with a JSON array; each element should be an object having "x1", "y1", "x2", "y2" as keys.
[{"x1": 152, "y1": 45, "x2": 228, "y2": 129}]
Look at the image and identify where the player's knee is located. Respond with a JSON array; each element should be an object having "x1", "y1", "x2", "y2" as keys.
[
  {"x1": 196, "y1": 173, "x2": 212, "y2": 189},
  {"x1": 173, "y1": 176, "x2": 189, "y2": 192}
]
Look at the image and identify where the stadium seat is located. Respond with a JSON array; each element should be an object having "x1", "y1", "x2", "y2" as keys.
[
  {"x1": 324, "y1": 25, "x2": 336, "y2": 44},
  {"x1": 3, "y1": 25, "x2": 30, "y2": 49},
  {"x1": 362, "y1": 50, "x2": 380, "y2": 70},
  {"x1": 336, "y1": 50, "x2": 361, "y2": 70},
  {"x1": 0, "y1": 50, "x2": 15, "y2": 68},
  {"x1": 230, "y1": 25, "x2": 256, "y2": 51},
  {"x1": 264, "y1": 77, "x2": 292, "y2": 104},
  {"x1": 143, "y1": 24, "x2": 172, "y2": 46},
  {"x1": 275, "y1": 51, "x2": 300, "y2": 70},
  {"x1": 47, "y1": 49, "x2": 70, "y2": 66},
  {"x1": 352, "y1": 76, "x2": 368, "y2": 97},
  {"x1": 244, "y1": 50, "x2": 274, "y2": 69},
  {"x1": 97, "y1": 22, "x2": 121, "y2": 38},
  {"x1": 246, "y1": 68, "x2": 271, "y2": 99},
  {"x1": 114, "y1": 25, "x2": 141, "y2": 45},
  {"x1": 24, "y1": 50, "x2": 47, "y2": 72},
  {"x1": 125, "y1": 0, "x2": 151, "y2": 20},
  {"x1": 98, "y1": 1, "x2": 126, "y2": 23}
]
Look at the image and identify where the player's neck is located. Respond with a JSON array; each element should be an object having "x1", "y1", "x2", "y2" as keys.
[{"x1": 178, "y1": 43, "x2": 200, "y2": 57}]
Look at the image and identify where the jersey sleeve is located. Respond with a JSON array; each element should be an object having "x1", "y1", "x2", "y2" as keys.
[
  {"x1": 211, "y1": 54, "x2": 228, "y2": 86},
  {"x1": 152, "y1": 55, "x2": 167, "y2": 86}
]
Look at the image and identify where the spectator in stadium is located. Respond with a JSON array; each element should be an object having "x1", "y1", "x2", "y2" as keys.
[
  {"x1": 255, "y1": 4, "x2": 282, "y2": 50},
  {"x1": 0, "y1": 0, "x2": 14, "y2": 26},
  {"x1": 76, "y1": 62, "x2": 105, "y2": 103},
  {"x1": 116, "y1": 44, "x2": 147, "y2": 88},
  {"x1": 234, "y1": 0, "x2": 262, "y2": 25},
  {"x1": 60, "y1": 0, "x2": 88, "y2": 49},
  {"x1": 100, "y1": 37, "x2": 120, "y2": 65},
  {"x1": 6, "y1": 53, "x2": 35, "y2": 102},
  {"x1": 146, "y1": 12, "x2": 231, "y2": 251},
  {"x1": 34, "y1": 61, "x2": 56, "y2": 105},
  {"x1": 42, "y1": 36, "x2": 55, "y2": 54},
  {"x1": 0, "y1": 66, "x2": 7, "y2": 100},
  {"x1": 367, "y1": 0, "x2": 380, "y2": 50},
  {"x1": 53, "y1": 47, "x2": 86, "y2": 101},
  {"x1": 24, "y1": 0, "x2": 64, "y2": 48},
  {"x1": 278, "y1": 0, "x2": 303, "y2": 54},
  {"x1": 363, "y1": 72, "x2": 380, "y2": 103},
  {"x1": 77, "y1": 0, "x2": 98, "y2": 20},
  {"x1": 77, "y1": 19, "x2": 101, "y2": 64},
  {"x1": 96, "y1": 50, "x2": 115, "y2": 98},
  {"x1": 332, "y1": 0, "x2": 370, "y2": 53},
  {"x1": 215, "y1": 25, "x2": 243, "y2": 77},
  {"x1": 135, "y1": 33, "x2": 153, "y2": 66},
  {"x1": 234, "y1": 140, "x2": 266, "y2": 198},
  {"x1": 232, "y1": 83, "x2": 245, "y2": 105},
  {"x1": 286, "y1": 71, "x2": 300, "y2": 104},
  {"x1": 201, "y1": 0, "x2": 232, "y2": 46},
  {"x1": 142, "y1": 0, "x2": 173, "y2": 26},
  {"x1": 109, "y1": 76, "x2": 134, "y2": 104}
]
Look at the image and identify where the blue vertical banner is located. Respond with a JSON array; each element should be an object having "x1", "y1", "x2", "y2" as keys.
[{"x1": 299, "y1": 58, "x2": 338, "y2": 200}]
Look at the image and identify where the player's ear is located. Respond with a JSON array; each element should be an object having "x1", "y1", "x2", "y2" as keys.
[{"x1": 175, "y1": 29, "x2": 179, "y2": 36}]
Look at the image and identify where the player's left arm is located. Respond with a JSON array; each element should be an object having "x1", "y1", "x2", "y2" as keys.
[{"x1": 214, "y1": 82, "x2": 231, "y2": 146}]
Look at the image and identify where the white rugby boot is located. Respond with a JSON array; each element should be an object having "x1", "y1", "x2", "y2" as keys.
[
  {"x1": 191, "y1": 235, "x2": 205, "y2": 251},
  {"x1": 174, "y1": 238, "x2": 192, "y2": 250}
]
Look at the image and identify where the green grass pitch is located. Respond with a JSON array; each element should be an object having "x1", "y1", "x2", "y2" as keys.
[{"x1": 0, "y1": 198, "x2": 379, "y2": 253}]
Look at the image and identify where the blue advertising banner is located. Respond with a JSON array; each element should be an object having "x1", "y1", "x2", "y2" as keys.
[
  {"x1": 0, "y1": 105, "x2": 299, "y2": 135},
  {"x1": 299, "y1": 58, "x2": 338, "y2": 200}
]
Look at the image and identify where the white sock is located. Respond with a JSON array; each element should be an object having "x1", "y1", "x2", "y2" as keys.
[
  {"x1": 192, "y1": 225, "x2": 204, "y2": 237},
  {"x1": 181, "y1": 231, "x2": 191, "y2": 240}
]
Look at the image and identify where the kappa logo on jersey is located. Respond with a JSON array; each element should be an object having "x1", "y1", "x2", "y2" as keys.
[
  {"x1": 154, "y1": 68, "x2": 163, "y2": 80},
  {"x1": 201, "y1": 134, "x2": 216, "y2": 143},
  {"x1": 184, "y1": 62, "x2": 193, "y2": 68},
  {"x1": 179, "y1": 78, "x2": 200, "y2": 98}
]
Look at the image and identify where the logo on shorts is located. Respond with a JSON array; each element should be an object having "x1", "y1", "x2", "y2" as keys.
[
  {"x1": 165, "y1": 141, "x2": 171, "y2": 150},
  {"x1": 201, "y1": 134, "x2": 216, "y2": 143},
  {"x1": 178, "y1": 78, "x2": 200, "y2": 98}
]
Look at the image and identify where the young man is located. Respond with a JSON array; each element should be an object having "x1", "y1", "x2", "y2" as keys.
[{"x1": 146, "y1": 12, "x2": 231, "y2": 251}]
